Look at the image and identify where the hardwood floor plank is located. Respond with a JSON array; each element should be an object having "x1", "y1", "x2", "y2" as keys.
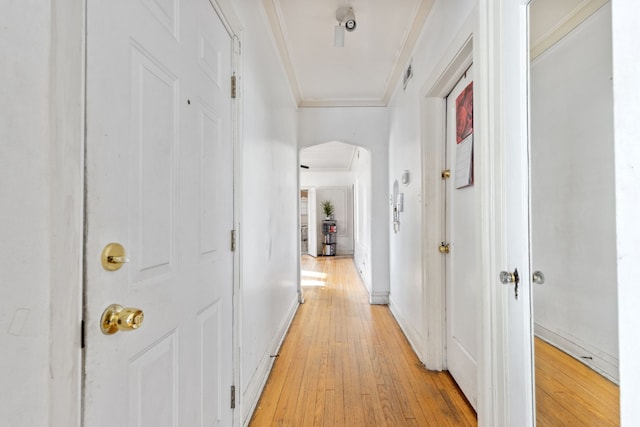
[
  {"x1": 249, "y1": 256, "x2": 476, "y2": 426},
  {"x1": 250, "y1": 255, "x2": 619, "y2": 427},
  {"x1": 534, "y1": 337, "x2": 619, "y2": 426}
]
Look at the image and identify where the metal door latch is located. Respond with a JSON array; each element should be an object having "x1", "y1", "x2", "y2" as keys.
[{"x1": 500, "y1": 268, "x2": 520, "y2": 299}]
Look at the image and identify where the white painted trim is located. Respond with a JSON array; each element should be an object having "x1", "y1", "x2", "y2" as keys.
[
  {"x1": 369, "y1": 291, "x2": 390, "y2": 305},
  {"x1": 388, "y1": 300, "x2": 422, "y2": 362},
  {"x1": 476, "y1": 3, "x2": 508, "y2": 424},
  {"x1": 477, "y1": 1, "x2": 535, "y2": 425},
  {"x1": 226, "y1": 13, "x2": 244, "y2": 427},
  {"x1": 611, "y1": 2, "x2": 640, "y2": 424},
  {"x1": 419, "y1": 12, "x2": 474, "y2": 373},
  {"x1": 241, "y1": 296, "x2": 299, "y2": 427},
  {"x1": 299, "y1": 99, "x2": 387, "y2": 108},
  {"x1": 382, "y1": 0, "x2": 436, "y2": 105},
  {"x1": 534, "y1": 324, "x2": 619, "y2": 384},
  {"x1": 530, "y1": 0, "x2": 609, "y2": 60},
  {"x1": 204, "y1": 2, "x2": 245, "y2": 424},
  {"x1": 259, "y1": 0, "x2": 302, "y2": 105},
  {"x1": 49, "y1": 1, "x2": 85, "y2": 426}
]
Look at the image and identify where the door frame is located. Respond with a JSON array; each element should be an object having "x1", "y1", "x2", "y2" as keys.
[
  {"x1": 419, "y1": 13, "x2": 474, "y2": 372},
  {"x1": 476, "y1": 0, "x2": 534, "y2": 425},
  {"x1": 421, "y1": 2, "x2": 535, "y2": 426},
  {"x1": 209, "y1": 2, "x2": 243, "y2": 425}
]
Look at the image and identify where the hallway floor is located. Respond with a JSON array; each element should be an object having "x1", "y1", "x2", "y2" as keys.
[{"x1": 248, "y1": 256, "x2": 477, "y2": 426}]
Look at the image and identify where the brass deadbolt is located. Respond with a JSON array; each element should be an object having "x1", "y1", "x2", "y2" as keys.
[{"x1": 101, "y1": 242, "x2": 129, "y2": 271}]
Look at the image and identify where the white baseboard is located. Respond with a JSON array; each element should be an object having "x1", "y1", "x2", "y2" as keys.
[
  {"x1": 369, "y1": 290, "x2": 389, "y2": 305},
  {"x1": 534, "y1": 323, "x2": 619, "y2": 384},
  {"x1": 388, "y1": 299, "x2": 423, "y2": 363},
  {"x1": 241, "y1": 296, "x2": 300, "y2": 426}
]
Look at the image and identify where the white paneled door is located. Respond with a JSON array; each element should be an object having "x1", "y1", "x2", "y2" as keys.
[
  {"x1": 84, "y1": 1, "x2": 234, "y2": 426},
  {"x1": 444, "y1": 66, "x2": 478, "y2": 409}
]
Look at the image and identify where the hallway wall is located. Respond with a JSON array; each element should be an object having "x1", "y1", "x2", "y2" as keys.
[
  {"x1": 352, "y1": 147, "x2": 373, "y2": 289},
  {"x1": 0, "y1": 3, "x2": 53, "y2": 425},
  {"x1": 530, "y1": 4, "x2": 618, "y2": 380},
  {"x1": 236, "y1": 1, "x2": 300, "y2": 423},
  {"x1": 301, "y1": 167, "x2": 357, "y2": 257},
  {"x1": 386, "y1": 0, "x2": 477, "y2": 358}
]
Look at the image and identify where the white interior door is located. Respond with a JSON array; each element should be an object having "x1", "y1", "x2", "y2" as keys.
[
  {"x1": 445, "y1": 66, "x2": 478, "y2": 409},
  {"x1": 84, "y1": 1, "x2": 234, "y2": 425},
  {"x1": 307, "y1": 188, "x2": 318, "y2": 257}
]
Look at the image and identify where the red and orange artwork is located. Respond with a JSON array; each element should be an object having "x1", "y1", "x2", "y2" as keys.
[{"x1": 456, "y1": 81, "x2": 473, "y2": 144}]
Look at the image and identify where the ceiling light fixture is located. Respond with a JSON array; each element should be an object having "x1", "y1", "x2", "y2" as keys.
[{"x1": 334, "y1": 6, "x2": 356, "y2": 47}]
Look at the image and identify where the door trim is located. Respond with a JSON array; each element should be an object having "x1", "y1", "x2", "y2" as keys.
[
  {"x1": 420, "y1": 15, "x2": 474, "y2": 372},
  {"x1": 208, "y1": 2, "x2": 244, "y2": 426},
  {"x1": 49, "y1": 1, "x2": 85, "y2": 426},
  {"x1": 476, "y1": 1, "x2": 534, "y2": 425}
]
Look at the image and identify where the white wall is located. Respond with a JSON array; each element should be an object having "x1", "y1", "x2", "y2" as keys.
[
  {"x1": 611, "y1": 0, "x2": 640, "y2": 424},
  {"x1": 0, "y1": 2, "x2": 52, "y2": 425},
  {"x1": 301, "y1": 170, "x2": 356, "y2": 256},
  {"x1": 298, "y1": 107, "x2": 390, "y2": 303},
  {"x1": 235, "y1": 1, "x2": 300, "y2": 423},
  {"x1": 386, "y1": 0, "x2": 477, "y2": 358},
  {"x1": 530, "y1": 4, "x2": 618, "y2": 380},
  {"x1": 301, "y1": 170, "x2": 353, "y2": 187},
  {"x1": 352, "y1": 148, "x2": 373, "y2": 289}
]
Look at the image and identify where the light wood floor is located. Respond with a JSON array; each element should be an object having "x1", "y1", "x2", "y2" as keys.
[
  {"x1": 248, "y1": 255, "x2": 619, "y2": 426},
  {"x1": 535, "y1": 337, "x2": 619, "y2": 426},
  {"x1": 249, "y1": 256, "x2": 477, "y2": 426}
]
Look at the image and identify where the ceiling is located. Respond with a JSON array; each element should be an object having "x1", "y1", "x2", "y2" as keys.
[
  {"x1": 261, "y1": 0, "x2": 434, "y2": 107},
  {"x1": 300, "y1": 141, "x2": 358, "y2": 171},
  {"x1": 280, "y1": 0, "x2": 604, "y2": 169}
]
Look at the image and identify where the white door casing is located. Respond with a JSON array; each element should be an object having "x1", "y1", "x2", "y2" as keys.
[
  {"x1": 476, "y1": 0, "x2": 534, "y2": 425},
  {"x1": 444, "y1": 66, "x2": 478, "y2": 410},
  {"x1": 84, "y1": 0, "x2": 235, "y2": 425},
  {"x1": 307, "y1": 188, "x2": 318, "y2": 257}
]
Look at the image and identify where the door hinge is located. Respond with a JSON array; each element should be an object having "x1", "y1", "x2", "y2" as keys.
[
  {"x1": 231, "y1": 74, "x2": 237, "y2": 99},
  {"x1": 230, "y1": 385, "x2": 236, "y2": 409},
  {"x1": 231, "y1": 229, "x2": 237, "y2": 252},
  {"x1": 81, "y1": 319, "x2": 85, "y2": 349}
]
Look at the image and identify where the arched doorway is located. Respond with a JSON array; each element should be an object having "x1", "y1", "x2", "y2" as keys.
[{"x1": 298, "y1": 141, "x2": 373, "y2": 296}]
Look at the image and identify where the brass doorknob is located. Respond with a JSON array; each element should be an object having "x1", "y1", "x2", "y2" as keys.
[
  {"x1": 439, "y1": 242, "x2": 450, "y2": 254},
  {"x1": 101, "y1": 304, "x2": 144, "y2": 335}
]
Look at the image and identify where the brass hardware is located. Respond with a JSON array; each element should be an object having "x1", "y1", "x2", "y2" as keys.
[
  {"x1": 100, "y1": 304, "x2": 144, "y2": 335},
  {"x1": 532, "y1": 271, "x2": 545, "y2": 285},
  {"x1": 439, "y1": 242, "x2": 450, "y2": 254},
  {"x1": 500, "y1": 268, "x2": 520, "y2": 299},
  {"x1": 441, "y1": 169, "x2": 451, "y2": 179},
  {"x1": 231, "y1": 229, "x2": 237, "y2": 252},
  {"x1": 231, "y1": 74, "x2": 237, "y2": 98},
  {"x1": 101, "y1": 242, "x2": 129, "y2": 271}
]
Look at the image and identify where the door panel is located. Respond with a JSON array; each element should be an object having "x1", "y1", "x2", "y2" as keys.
[
  {"x1": 308, "y1": 188, "x2": 318, "y2": 257},
  {"x1": 84, "y1": 1, "x2": 234, "y2": 425},
  {"x1": 445, "y1": 66, "x2": 478, "y2": 409}
]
